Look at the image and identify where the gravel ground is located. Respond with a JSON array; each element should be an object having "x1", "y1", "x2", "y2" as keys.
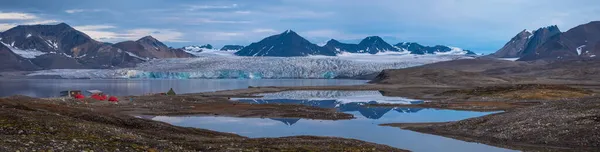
[
  {"x1": 382, "y1": 97, "x2": 600, "y2": 151},
  {"x1": 0, "y1": 97, "x2": 407, "y2": 152}
]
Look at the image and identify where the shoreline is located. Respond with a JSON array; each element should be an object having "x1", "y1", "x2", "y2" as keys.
[
  {"x1": 0, "y1": 95, "x2": 407, "y2": 151},
  {"x1": 4, "y1": 77, "x2": 600, "y2": 151},
  {"x1": 192, "y1": 83, "x2": 600, "y2": 151}
]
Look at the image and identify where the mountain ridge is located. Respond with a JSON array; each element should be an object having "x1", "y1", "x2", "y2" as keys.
[
  {"x1": 0, "y1": 23, "x2": 192, "y2": 71},
  {"x1": 491, "y1": 21, "x2": 600, "y2": 61}
]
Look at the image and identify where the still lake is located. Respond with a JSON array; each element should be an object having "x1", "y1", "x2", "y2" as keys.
[
  {"x1": 149, "y1": 90, "x2": 517, "y2": 152},
  {"x1": 1, "y1": 79, "x2": 516, "y2": 151}
]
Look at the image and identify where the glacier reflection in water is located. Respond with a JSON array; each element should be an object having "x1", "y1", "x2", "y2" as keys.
[
  {"x1": 150, "y1": 109, "x2": 512, "y2": 152},
  {"x1": 148, "y1": 90, "x2": 516, "y2": 151},
  {"x1": 233, "y1": 90, "x2": 425, "y2": 119}
]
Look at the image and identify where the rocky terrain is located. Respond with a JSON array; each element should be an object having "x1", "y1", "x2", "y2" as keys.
[
  {"x1": 394, "y1": 42, "x2": 476, "y2": 55},
  {"x1": 0, "y1": 43, "x2": 40, "y2": 71},
  {"x1": 113, "y1": 36, "x2": 194, "y2": 59},
  {"x1": 0, "y1": 96, "x2": 405, "y2": 152},
  {"x1": 370, "y1": 57, "x2": 600, "y2": 86},
  {"x1": 362, "y1": 57, "x2": 600, "y2": 151},
  {"x1": 382, "y1": 97, "x2": 600, "y2": 151},
  {"x1": 491, "y1": 21, "x2": 600, "y2": 61},
  {"x1": 0, "y1": 23, "x2": 193, "y2": 71},
  {"x1": 235, "y1": 30, "x2": 475, "y2": 57},
  {"x1": 219, "y1": 45, "x2": 244, "y2": 51}
]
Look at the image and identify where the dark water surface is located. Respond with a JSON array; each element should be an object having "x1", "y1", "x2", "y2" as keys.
[{"x1": 0, "y1": 79, "x2": 367, "y2": 98}]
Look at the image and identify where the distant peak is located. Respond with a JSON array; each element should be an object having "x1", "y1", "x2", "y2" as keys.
[
  {"x1": 532, "y1": 25, "x2": 561, "y2": 33},
  {"x1": 200, "y1": 44, "x2": 213, "y2": 49},
  {"x1": 327, "y1": 39, "x2": 340, "y2": 43},
  {"x1": 56, "y1": 22, "x2": 70, "y2": 27},
  {"x1": 365, "y1": 36, "x2": 382, "y2": 39},
  {"x1": 138, "y1": 35, "x2": 158, "y2": 41},
  {"x1": 276, "y1": 30, "x2": 303, "y2": 39},
  {"x1": 282, "y1": 30, "x2": 296, "y2": 34},
  {"x1": 361, "y1": 36, "x2": 384, "y2": 43},
  {"x1": 398, "y1": 42, "x2": 417, "y2": 45},
  {"x1": 13, "y1": 22, "x2": 73, "y2": 30},
  {"x1": 281, "y1": 29, "x2": 296, "y2": 34}
]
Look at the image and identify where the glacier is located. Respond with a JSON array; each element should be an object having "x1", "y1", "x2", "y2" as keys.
[
  {"x1": 237, "y1": 90, "x2": 424, "y2": 104},
  {"x1": 28, "y1": 54, "x2": 474, "y2": 79}
]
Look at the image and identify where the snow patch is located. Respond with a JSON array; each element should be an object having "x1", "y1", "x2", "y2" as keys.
[
  {"x1": 61, "y1": 53, "x2": 72, "y2": 58},
  {"x1": 576, "y1": 45, "x2": 586, "y2": 55},
  {"x1": 0, "y1": 41, "x2": 46, "y2": 58},
  {"x1": 125, "y1": 51, "x2": 148, "y2": 61},
  {"x1": 126, "y1": 52, "x2": 148, "y2": 60},
  {"x1": 76, "y1": 54, "x2": 87, "y2": 58},
  {"x1": 497, "y1": 58, "x2": 520, "y2": 61},
  {"x1": 45, "y1": 40, "x2": 58, "y2": 50},
  {"x1": 182, "y1": 46, "x2": 204, "y2": 52},
  {"x1": 184, "y1": 48, "x2": 233, "y2": 57},
  {"x1": 434, "y1": 46, "x2": 467, "y2": 55}
]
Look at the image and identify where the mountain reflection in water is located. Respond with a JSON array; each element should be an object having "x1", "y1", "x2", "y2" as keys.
[{"x1": 236, "y1": 99, "x2": 424, "y2": 125}]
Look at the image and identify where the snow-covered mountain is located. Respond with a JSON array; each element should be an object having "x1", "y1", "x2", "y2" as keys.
[
  {"x1": 394, "y1": 42, "x2": 476, "y2": 55},
  {"x1": 235, "y1": 30, "x2": 475, "y2": 56},
  {"x1": 323, "y1": 36, "x2": 401, "y2": 54},
  {"x1": 235, "y1": 30, "x2": 336, "y2": 57},
  {"x1": 491, "y1": 25, "x2": 560, "y2": 59},
  {"x1": 0, "y1": 23, "x2": 478, "y2": 72},
  {"x1": 181, "y1": 44, "x2": 214, "y2": 52},
  {"x1": 220, "y1": 45, "x2": 244, "y2": 51},
  {"x1": 180, "y1": 44, "x2": 239, "y2": 57},
  {"x1": 0, "y1": 23, "x2": 147, "y2": 70},
  {"x1": 0, "y1": 42, "x2": 40, "y2": 71},
  {"x1": 356, "y1": 36, "x2": 400, "y2": 54},
  {"x1": 322, "y1": 39, "x2": 360, "y2": 54},
  {"x1": 113, "y1": 36, "x2": 194, "y2": 60},
  {"x1": 0, "y1": 23, "x2": 194, "y2": 71},
  {"x1": 516, "y1": 23, "x2": 600, "y2": 61}
]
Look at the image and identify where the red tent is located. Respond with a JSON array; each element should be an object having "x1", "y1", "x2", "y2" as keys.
[
  {"x1": 108, "y1": 96, "x2": 119, "y2": 102},
  {"x1": 91, "y1": 94, "x2": 106, "y2": 101},
  {"x1": 74, "y1": 94, "x2": 85, "y2": 99}
]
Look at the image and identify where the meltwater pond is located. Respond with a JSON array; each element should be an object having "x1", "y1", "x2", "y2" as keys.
[{"x1": 149, "y1": 91, "x2": 517, "y2": 152}]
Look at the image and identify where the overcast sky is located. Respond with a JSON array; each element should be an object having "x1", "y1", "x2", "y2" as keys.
[{"x1": 1, "y1": 0, "x2": 599, "y2": 54}]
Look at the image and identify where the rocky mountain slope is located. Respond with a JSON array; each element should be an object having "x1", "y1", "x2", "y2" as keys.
[
  {"x1": 220, "y1": 45, "x2": 244, "y2": 51},
  {"x1": 240, "y1": 30, "x2": 474, "y2": 56},
  {"x1": 0, "y1": 23, "x2": 193, "y2": 71},
  {"x1": 0, "y1": 23, "x2": 144, "y2": 69},
  {"x1": 356, "y1": 36, "x2": 399, "y2": 54},
  {"x1": 520, "y1": 21, "x2": 600, "y2": 61},
  {"x1": 322, "y1": 39, "x2": 360, "y2": 54},
  {"x1": 114, "y1": 36, "x2": 194, "y2": 60},
  {"x1": 492, "y1": 21, "x2": 600, "y2": 61},
  {"x1": 235, "y1": 30, "x2": 336, "y2": 56},
  {"x1": 0, "y1": 43, "x2": 40, "y2": 71},
  {"x1": 395, "y1": 42, "x2": 476, "y2": 55},
  {"x1": 489, "y1": 30, "x2": 533, "y2": 58}
]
